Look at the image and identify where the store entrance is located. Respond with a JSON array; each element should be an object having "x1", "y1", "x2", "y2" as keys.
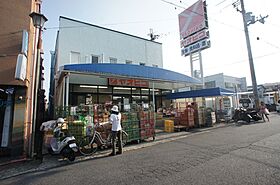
[{"x1": 112, "y1": 95, "x2": 131, "y2": 111}]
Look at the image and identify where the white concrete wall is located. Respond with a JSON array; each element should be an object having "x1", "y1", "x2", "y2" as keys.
[
  {"x1": 205, "y1": 73, "x2": 247, "y2": 92},
  {"x1": 56, "y1": 17, "x2": 163, "y2": 71},
  {"x1": 204, "y1": 73, "x2": 224, "y2": 88}
]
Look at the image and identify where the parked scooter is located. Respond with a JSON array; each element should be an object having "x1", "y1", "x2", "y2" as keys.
[
  {"x1": 246, "y1": 108, "x2": 262, "y2": 121},
  {"x1": 40, "y1": 118, "x2": 78, "y2": 161},
  {"x1": 232, "y1": 107, "x2": 252, "y2": 123}
]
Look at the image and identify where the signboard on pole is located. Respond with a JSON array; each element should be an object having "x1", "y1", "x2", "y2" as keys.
[
  {"x1": 181, "y1": 39, "x2": 210, "y2": 56},
  {"x1": 179, "y1": 0, "x2": 207, "y2": 39},
  {"x1": 178, "y1": 0, "x2": 210, "y2": 57},
  {"x1": 180, "y1": 29, "x2": 209, "y2": 48}
]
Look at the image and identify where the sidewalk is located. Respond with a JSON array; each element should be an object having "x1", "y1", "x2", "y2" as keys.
[{"x1": 0, "y1": 122, "x2": 230, "y2": 180}]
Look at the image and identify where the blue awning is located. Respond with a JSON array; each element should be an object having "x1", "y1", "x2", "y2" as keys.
[
  {"x1": 166, "y1": 87, "x2": 235, "y2": 99},
  {"x1": 62, "y1": 63, "x2": 201, "y2": 84}
]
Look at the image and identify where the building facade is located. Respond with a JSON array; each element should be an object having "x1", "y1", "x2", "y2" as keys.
[
  {"x1": 204, "y1": 73, "x2": 247, "y2": 92},
  {"x1": 50, "y1": 17, "x2": 200, "y2": 115},
  {"x1": 0, "y1": 0, "x2": 44, "y2": 158},
  {"x1": 56, "y1": 16, "x2": 163, "y2": 70},
  {"x1": 244, "y1": 83, "x2": 280, "y2": 110}
]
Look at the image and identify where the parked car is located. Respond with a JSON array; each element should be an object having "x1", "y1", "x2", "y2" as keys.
[{"x1": 276, "y1": 100, "x2": 280, "y2": 112}]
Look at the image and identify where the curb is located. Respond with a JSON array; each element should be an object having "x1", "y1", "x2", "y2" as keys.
[
  {"x1": 0, "y1": 123, "x2": 232, "y2": 180},
  {"x1": 0, "y1": 157, "x2": 28, "y2": 167}
]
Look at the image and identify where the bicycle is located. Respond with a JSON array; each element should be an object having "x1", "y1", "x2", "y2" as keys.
[{"x1": 79, "y1": 125, "x2": 128, "y2": 156}]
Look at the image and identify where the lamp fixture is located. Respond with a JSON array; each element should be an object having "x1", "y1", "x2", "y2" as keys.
[{"x1": 29, "y1": 12, "x2": 48, "y2": 28}]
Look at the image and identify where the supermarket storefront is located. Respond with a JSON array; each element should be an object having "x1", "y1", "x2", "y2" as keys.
[
  {"x1": 54, "y1": 63, "x2": 201, "y2": 112},
  {"x1": 45, "y1": 63, "x2": 201, "y2": 145}
]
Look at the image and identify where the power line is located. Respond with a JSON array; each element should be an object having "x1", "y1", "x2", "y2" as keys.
[
  {"x1": 258, "y1": 39, "x2": 280, "y2": 50},
  {"x1": 215, "y1": 0, "x2": 229, "y2": 6},
  {"x1": 159, "y1": 0, "x2": 245, "y2": 33},
  {"x1": 45, "y1": 18, "x2": 176, "y2": 30},
  {"x1": 169, "y1": 50, "x2": 280, "y2": 75},
  {"x1": 42, "y1": 1, "x2": 280, "y2": 51},
  {"x1": 160, "y1": 0, "x2": 185, "y2": 10},
  {"x1": 160, "y1": 0, "x2": 280, "y2": 51},
  {"x1": 177, "y1": 50, "x2": 280, "y2": 75},
  {"x1": 203, "y1": 51, "x2": 280, "y2": 71}
]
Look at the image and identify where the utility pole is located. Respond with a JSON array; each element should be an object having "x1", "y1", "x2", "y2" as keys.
[
  {"x1": 233, "y1": 0, "x2": 268, "y2": 109},
  {"x1": 240, "y1": 0, "x2": 259, "y2": 109}
]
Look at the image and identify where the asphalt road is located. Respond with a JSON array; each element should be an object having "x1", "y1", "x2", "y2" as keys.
[{"x1": 2, "y1": 113, "x2": 280, "y2": 185}]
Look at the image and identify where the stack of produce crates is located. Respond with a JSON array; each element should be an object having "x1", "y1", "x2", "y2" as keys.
[
  {"x1": 122, "y1": 112, "x2": 140, "y2": 143},
  {"x1": 139, "y1": 111, "x2": 155, "y2": 140},
  {"x1": 148, "y1": 111, "x2": 155, "y2": 138},
  {"x1": 179, "y1": 107, "x2": 195, "y2": 129},
  {"x1": 55, "y1": 106, "x2": 71, "y2": 118},
  {"x1": 198, "y1": 107, "x2": 206, "y2": 127},
  {"x1": 67, "y1": 120, "x2": 86, "y2": 143},
  {"x1": 155, "y1": 113, "x2": 164, "y2": 130}
]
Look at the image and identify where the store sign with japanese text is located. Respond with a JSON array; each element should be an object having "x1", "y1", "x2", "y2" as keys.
[
  {"x1": 178, "y1": 0, "x2": 210, "y2": 57},
  {"x1": 108, "y1": 78, "x2": 149, "y2": 88},
  {"x1": 180, "y1": 29, "x2": 209, "y2": 48},
  {"x1": 181, "y1": 39, "x2": 210, "y2": 56}
]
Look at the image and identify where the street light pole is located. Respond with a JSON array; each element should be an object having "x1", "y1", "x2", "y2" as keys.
[
  {"x1": 239, "y1": 0, "x2": 260, "y2": 109},
  {"x1": 29, "y1": 12, "x2": 47, "y2": 158}
]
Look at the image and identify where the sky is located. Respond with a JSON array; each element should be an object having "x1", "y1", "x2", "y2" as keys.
[{"x1": 42, "y1": 0, "x2": 280, "y2": 97}]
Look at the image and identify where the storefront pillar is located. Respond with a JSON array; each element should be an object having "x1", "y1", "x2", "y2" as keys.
[
  {"x1": 65, "y1": 73, "x2": 70, "y2": 106},
  {"x1": 152, "y1": 82, "x2": 155, "y2": 112},
  {"x1": 62, "y1": 76, "x2": 65, "y2": 106}
]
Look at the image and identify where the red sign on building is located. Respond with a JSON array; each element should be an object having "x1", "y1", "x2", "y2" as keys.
[
  {"x1": 108, "y1": 78, "x2": 149, "y2": 88},
  {"x1": 180, "y1": 29, "x2": 209, "y2": 48}
]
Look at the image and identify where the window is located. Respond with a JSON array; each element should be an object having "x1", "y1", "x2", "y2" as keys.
[
  {"x1": 99, "y1": 95, "x2": 112, "y2": 104},
  {"x1": 225, "y1": 82, "x2": 234, "y2": 88},
  {"x1": 141, "y1": 88, "x2": 149, "y2": 95},
  {"x1": 110, "y1": 57, "x2": 117, "y2": 64},
  {"x1": 91, "y1": 55, "x2": 99, "y2": 64},
  {"x1": 205, "y1": 81, "x2": 216, "y2": 88},
  {"x1": 70, "y1": 51, "x2": 80, "y2": 64},
  {"x1": 139, "y1": 62, "x2": 145, "y2": 66},
  {"x1": 77, "y1": 95, "x2": 85, "y2": 105},
  {"x1": 113, "y1": 87, "x2": 131, "y2": 94},
  {"x1": 132, "y1": 88, "x2": 141, "y2": 94},
  {"x1": 99, "y1": 86, "x2": 112, "y2": 93},
  {"x1": 126, "y1": 60, "x2": 132, "y2": 64}
]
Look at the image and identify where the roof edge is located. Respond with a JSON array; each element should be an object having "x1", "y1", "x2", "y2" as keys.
[{"x1": 59, "y1": 16, "x2": 162, "y2": 45}]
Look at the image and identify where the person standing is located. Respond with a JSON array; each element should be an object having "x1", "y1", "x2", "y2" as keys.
[
  {"x1": 109, "y1": 105, "x2": 122, "y2": 156},
  {"x1": 259, "y1": 101, "x2": 270, "y2": 122}
]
